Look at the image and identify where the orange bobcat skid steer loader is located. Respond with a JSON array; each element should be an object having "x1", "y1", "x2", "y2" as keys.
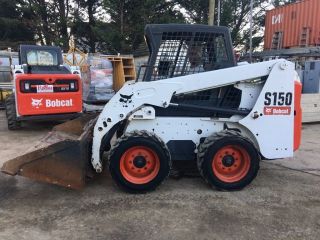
[{"x1": 5, "y1": 45, "x2": 82, "y2": 130}]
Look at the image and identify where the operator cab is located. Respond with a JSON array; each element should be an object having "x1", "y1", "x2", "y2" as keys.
[
  {"x1": 141, "y1": 24, "x2": 240, "y2": 119},
  {"x1": 141, "y1": 24, "x2": 236, "y2": 82},
  {"x1": 19, "y1": 45, "x2": 70, "y2": 74}
]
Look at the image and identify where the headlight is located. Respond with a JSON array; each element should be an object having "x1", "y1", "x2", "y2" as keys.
[{"x1": 25, "y1": 82, "x2": 30, "y2": 90}]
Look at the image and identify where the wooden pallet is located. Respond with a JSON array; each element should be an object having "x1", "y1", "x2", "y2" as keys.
[{"x1": 63, "y1": 48, "x2": 87, "y2": 67}]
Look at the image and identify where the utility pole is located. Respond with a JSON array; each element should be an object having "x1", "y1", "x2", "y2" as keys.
[
  {"x1": 249, "y1": 0, "x2": 253, "y2": 63},
  {"x1": 208, "y1": 0, "x2": 215, "y2": 26},
  {"x1": 217, "y1": 0, "x2": 221, "y2": 26}
]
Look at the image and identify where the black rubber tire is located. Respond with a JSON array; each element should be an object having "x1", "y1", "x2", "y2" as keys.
[
  {"x1": 5, "y1": 94, "x2": 21, "y2": 130},
  {"x1": 108, "y1": 130, "x2": 171, "y2": 193},
  {"x1": 197, "y1": 130, "x2": 260, "y2": 191}
]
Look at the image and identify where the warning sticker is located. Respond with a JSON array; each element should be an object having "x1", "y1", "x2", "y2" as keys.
[
  {"x1": 36, "y1": 85, "x2": 54, "y2": 93},
  {"x1": 264, "y1": 106, "x2": 291, "y2": 115}
]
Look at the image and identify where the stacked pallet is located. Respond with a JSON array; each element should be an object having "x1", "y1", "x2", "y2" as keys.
[
  {"x1": 302, "y1": 94, "x2": 320, "y2": 123},
  {"x1": 100, "y1": 55, "x2": 136, "y2": 91}
]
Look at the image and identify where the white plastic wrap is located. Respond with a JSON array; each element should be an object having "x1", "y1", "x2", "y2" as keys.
[{"x1": 83, "y1": 57, "x2": 115, "y2": 103}]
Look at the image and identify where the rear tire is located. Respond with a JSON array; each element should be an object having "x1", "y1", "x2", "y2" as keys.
[
  {"x1": 108, "y1": 131, "x2": 171, "y2": 193},
  {"x1": 197, "y1": 130, "x2": 260, "y2": 191},
  {"x1": 5, "y1": 94, "x2": 21, "y2": 130}
]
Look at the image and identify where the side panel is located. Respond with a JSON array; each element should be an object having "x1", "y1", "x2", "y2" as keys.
[
  {"x1": 126, "y1": 117, "x2": 224, "y2": 147},
  {"x1": 125, "y1": 117, "x2": 225, "y2": 160},
  {"x1": 125, "y1": 117, "x2": 261, "y2": 161},
  {"x1": 239, "y1": 61, "x2": 295, "y2": 159}
]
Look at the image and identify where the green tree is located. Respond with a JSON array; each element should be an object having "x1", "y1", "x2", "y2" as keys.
[
  {"x1": 175, "y1": 0, "x2": 209, "y2": 24},
  {"x1": 176, "y1": 0, "x2": 270, "y2": 51},
  {"x1": 102, "y1": 0, "x2": 185, "y2": 53},
  {"x1": 71, "y1": 0, "x2": 102, "y2": 52},
  {"x1": 1, "y1": 0, "x2": 284, "y2": 53},
  {"x1": 25, "y1": 0, "x2": 72, "y2": 49},
  {"x1": 26, "y1": 0, "x2": 55, "y2": 46},
  {"x1": 53, "y1": 0, "x2": 71, "y2": 50},
  {"x1": 0, "y1": 0, "x2": 35, "y2": 49}
]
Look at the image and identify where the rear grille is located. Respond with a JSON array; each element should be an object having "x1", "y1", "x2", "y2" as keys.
[{"x1": 19, "y1": 79, "x2": 79, "y2": 93}]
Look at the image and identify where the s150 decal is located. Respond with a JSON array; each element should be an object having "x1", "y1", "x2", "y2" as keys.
[
  {"x1": 263, "y1": 92, "x2": 292, "y2": 116},
  {"x1": 264, "y1": 92, "x2": 292, "y2": 106}
]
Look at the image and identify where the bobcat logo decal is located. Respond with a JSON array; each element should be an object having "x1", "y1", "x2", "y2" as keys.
[
  {"x1": 31, "y1": 98, "x2": 43, "y2": 108},
  {"x1": 119, "y1": 94, "x2": 133, "y2": 107}
]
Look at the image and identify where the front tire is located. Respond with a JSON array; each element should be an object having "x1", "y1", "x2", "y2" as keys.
[
  {"x1": 108, "y1": 131, "x2": 171, "y2": 193},
  {"x1": 197, "y1": 130, "x2": 260, "y2": 190}
]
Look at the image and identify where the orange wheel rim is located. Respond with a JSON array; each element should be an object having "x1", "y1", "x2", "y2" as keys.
[
  {"x1": 120, "y1": 146, "x2": 160, "y2": 184},
  {"x1": 212, "y1": 145, "x2": 250, "y2": 183}
]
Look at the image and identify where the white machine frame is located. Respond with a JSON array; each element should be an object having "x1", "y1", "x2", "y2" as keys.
[{"x1": 91, "y1": 59, "x2": 297, "y2": 172}]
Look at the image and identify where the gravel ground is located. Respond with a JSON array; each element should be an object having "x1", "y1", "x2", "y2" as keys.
[{"x1": 0, "y1": 111, "x2": 320, "y2": 240}]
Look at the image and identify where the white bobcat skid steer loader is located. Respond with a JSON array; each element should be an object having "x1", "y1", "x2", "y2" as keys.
[{"x1": 1, "y1": 24, "x2": 302, "y2": 192}]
